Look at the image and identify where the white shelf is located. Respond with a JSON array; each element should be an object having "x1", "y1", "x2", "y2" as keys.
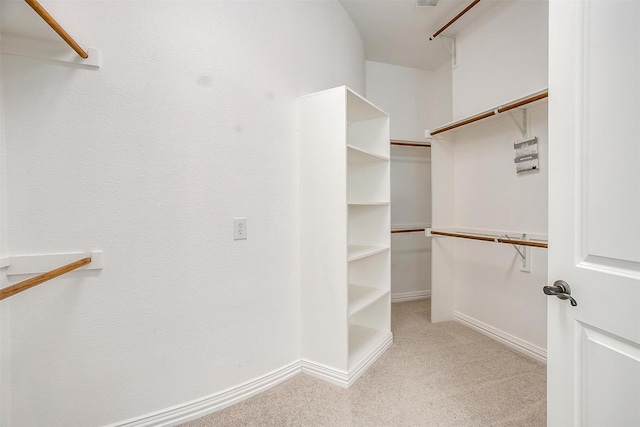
[
  {"x1": 348, "y1": 201, "x2": 390, "y2": 206},
  {"x1": 348, "y1": 285, "x2": 389, "y2": 317},
  {"x1": 348, "y1": 245, "x2": 390, "y2": 262},
  {"x1": 346, "y1": 90, "x2": 388, "y2": 123},
  {"x1": 348, "y1": 324, "x2": 389, "y2": 369},
  {"x1": 347, "y1": 145, "x2": 389, "y2": 163},
  {"x1": 300, "y1": 86, "x2": 390, "y2": 386}
]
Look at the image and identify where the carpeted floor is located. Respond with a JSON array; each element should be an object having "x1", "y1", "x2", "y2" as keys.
[{"x1": 181, "y1": 299, "x2": 546, "y2": 426}]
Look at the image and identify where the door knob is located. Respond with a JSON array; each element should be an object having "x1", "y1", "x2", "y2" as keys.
[{"x1": 543, "y1": 280, "x2": 577, "y2": 306}]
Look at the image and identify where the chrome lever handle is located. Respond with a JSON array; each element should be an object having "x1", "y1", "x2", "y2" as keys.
[{"x1": 543, "y1": 280, "x2": 577, "y2": 307}]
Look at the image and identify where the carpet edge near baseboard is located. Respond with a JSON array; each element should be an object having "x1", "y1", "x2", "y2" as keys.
[
  {"x1": 453, "y1": 311, "x2": 547, "y2": 363},
  {"x1": 106, "y1": 360, "x2": 302, "y2": 427}
]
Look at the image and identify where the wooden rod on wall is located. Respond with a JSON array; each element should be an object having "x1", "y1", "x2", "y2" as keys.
[
  {"x1": 429, "y1": 0, "x2": 482, "y2": 41},
  {"x1": 24, "y1": 0, "x2": 89, "y2": 59},
  {"x1": 391, "y1": 228, "x2": 426, "y2": 234},
  {"x1": 0, "y1": 257, "x2": 92, "y2": 301},
  {"x1": 390, "y1": 140, "x2": 432, "y2": 147},
  {"x1": 429, "y1": 90, "x2": 549, "y2": 136},
  {"x1": 430, "y1": 230, "x2": 548, "y2": 248},
  {"x1": 430, "y1": 111, "x2": 496, "y2": 136},
  {"x1": 497, "y1": 91, "x2": 549, "y2": 114}
]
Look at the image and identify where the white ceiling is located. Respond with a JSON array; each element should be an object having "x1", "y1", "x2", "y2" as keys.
[{"x1": 339, "y1": 0, "x2": 498, "y2": 71}]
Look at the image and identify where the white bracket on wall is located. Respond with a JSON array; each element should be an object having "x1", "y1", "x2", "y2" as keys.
[
  {"x1": 503, "y1": 234, "x2": 530, "y2": 272},
  {"x1": 1, "y1": 35, "x2": 101, "y2": 68},
  {"x1": 438, "y1": 35, "x2": 457, "y2": 66},
  {"x1": 507, "y1": 108, "x2": 529, "y2": 139},
  {"x1": 0, "y1": 257, "x2": 10, "y2": 269},
  {"x1": 6, "y1": 251, "x2": 104, "y2": 276}
]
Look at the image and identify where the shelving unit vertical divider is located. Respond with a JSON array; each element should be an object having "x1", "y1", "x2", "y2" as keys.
[{"x1": 299, "y1": 86, "x2": 392, "y2": 388}]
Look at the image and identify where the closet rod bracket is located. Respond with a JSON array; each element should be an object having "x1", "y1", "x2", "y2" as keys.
[
  {"x1": 438, "y1": 35, "x2": 457, "y2": 66},
  {"x1": 503, "y1": 233, "x2": 530, "y2": 272},
  {"x1": 507, "y1": 108, "x2": 528, "y2": 139}
]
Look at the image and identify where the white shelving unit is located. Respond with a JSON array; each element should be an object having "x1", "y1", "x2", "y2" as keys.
[{"x1": 299, "y1": 86, "x2": 392, "y2": 388}]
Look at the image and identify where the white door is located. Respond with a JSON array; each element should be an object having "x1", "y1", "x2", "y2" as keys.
[{"x1": 547, "y1": 0, "x2": 640, "y2": 425}]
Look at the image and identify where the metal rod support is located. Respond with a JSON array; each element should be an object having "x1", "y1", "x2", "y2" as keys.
[{"x1": 503, "y1": 234, "x2": 526, "y2": 259}]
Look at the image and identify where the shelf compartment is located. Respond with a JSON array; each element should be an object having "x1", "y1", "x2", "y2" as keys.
[
  {"x1": 348, "y1": 250, "x2": 389, "y2": 290},
  {"x1": 349, "y1": 294, "x2": 390, "y2": 330},
  {"x1": 347, "y1": 145, "x2": 389, "y2": 163},
  {"x1": 348, "y1": 285, "x2": 389, "y2": 317},
  {"x1": 348, "y1": 324, "x2": 390, "y2": 369},
  {"x1": 348, "y1": 160, "x2": 390, "y2": 203},
  {"x1": 348, "y1": 245, "x2": 390, "y2": 262},
  {"x1": 346, "y1": 89, "x2": 388, "y2": 123},
  {"x1": 348, "y1": 119, "x2": 389, "y2": 159},
  {"x1": 348, "y1": 204, "x2": 390, "y2": 248}
]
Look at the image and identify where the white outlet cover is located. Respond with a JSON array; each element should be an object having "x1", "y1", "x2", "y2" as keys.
[{"x1": 233, "y1": 218, "x2": 247, "y2": 240}]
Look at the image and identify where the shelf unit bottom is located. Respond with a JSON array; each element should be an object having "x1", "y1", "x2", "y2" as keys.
[{"x1": 348, "y1": 324, "x2": 390, "y2": 369}]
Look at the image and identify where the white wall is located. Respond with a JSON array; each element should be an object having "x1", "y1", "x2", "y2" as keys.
[
  {"x1": 365, "y1": 61, "x2": 434, "y2": 301},
  {"x1": 452, "y1": 0, "x2": 548, "y2": 120},
  {"x1": 431, "y1": 0, "x2": 548, "y2": 355},
  {"x1": 450, "y1": 106, "x2": 548, "y2": 353},
  {"x1": 0, "y1": 2, "x2": 364, "y2": 426}
]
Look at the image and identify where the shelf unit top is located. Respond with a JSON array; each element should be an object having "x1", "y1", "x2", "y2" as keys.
[{"x1": 346, "y1": 88, "x2": 388, "y2": 123}]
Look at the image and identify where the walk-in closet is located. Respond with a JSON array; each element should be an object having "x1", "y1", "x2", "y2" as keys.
[{"x1": 2, "y1": 0, "x2": 639, "y2": 425}]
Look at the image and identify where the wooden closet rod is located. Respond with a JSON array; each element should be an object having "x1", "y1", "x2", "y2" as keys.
[
  {"x1": 430, "y1": 230, "x2": 548, "y2": 248},
  {"x1": 392, "y1": 228, "x2": 426, "y2": 234},
  {"x1": 429, "y1": 0, "x2": 482, "y2": 41},
  {"x1": 25, "y1": 0, "x2": 89, "y2": 59},
  {"x1": 497, "y1": 91, "x2": 549, "y2": 114},
  {"x1": 429, "y1": 90, "x2": 548, "y2": 136},
  {"x1": 391, "y1": 140, "x2": 431, "y2": 148},
  {"x1": 0, "y1": 257, "x2": 91, "y2": 301}
]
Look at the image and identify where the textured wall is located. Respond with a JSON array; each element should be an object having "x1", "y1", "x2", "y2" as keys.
[
  {"x1": 452, "y1": 0, "x2": 548, "y2": 120},
  {"x1": 0, "y1": 1, "x2": 364, "y2": 425}
]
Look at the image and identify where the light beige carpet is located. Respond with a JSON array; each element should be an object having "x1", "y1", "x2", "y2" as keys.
[{"x1": 181, "y1": 300, "x2": 546, "y2": 426}]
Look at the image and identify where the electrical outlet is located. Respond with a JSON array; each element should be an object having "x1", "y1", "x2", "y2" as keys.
[{"x1": 233, "y1": 218, "x2": 247, "y2": 240}]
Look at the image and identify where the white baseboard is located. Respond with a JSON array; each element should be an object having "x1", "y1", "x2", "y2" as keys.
[
  {"x1": 453, "y1": 311, "x2": 547, "y2": 363},
  {"x1": 391, "y1": 290, "x2": 431, "y2": 303},
  {"x1": 108, "y1": 361, "x2": 301, "y2": 427},
  {"x1": 301, "y1": 359, "x2": 349, "y2": 388},
  {"x1": 302, "y1": 331, "x2": 393, "y2": 388}
]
